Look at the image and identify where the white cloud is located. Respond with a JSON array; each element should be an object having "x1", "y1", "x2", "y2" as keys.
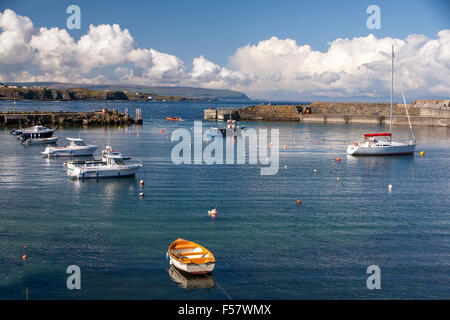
[{"x1": 0, "y1": 9, "x2": 448, "y2": 100}]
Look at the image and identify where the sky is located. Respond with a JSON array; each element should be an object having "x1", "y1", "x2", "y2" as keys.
[{"x1": 0, "y1": 0, "x2": 449, "y2": 100}]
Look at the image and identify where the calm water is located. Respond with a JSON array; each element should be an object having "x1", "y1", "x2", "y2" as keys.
[{"x1": 0, "y1": 100, "x2": 449, "y2": 299}]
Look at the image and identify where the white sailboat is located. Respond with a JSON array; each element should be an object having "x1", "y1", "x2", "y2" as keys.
[{"x1": 347, "y1": 46, "x2": 416, "y2": 156}]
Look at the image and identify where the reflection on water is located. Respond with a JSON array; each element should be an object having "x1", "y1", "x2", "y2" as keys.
[{"x1": 168, "y1": 265, "x2": 215, "y2": 290}]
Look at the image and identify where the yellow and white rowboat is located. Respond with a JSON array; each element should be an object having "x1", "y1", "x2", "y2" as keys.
[{"x1": 167, "y1": 238, "x2": 215, "y2": 274}]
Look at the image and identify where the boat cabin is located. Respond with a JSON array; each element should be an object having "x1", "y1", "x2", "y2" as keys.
[
  {"x1": 21, "y1": 126, "x2": 54, "y2": 140},
  {"x1": 105, "y1": 154, "x2": 131, "y2": 166},
  {"x1": 67, "y1": 138, "x2": 87, "y2": 147}
]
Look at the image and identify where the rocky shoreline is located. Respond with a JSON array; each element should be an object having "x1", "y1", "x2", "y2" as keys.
[{"x1": 0, "y1": 109, "x2": 142, "y2": 127}]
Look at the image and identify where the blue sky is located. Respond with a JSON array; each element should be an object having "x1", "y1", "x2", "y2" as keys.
[
  {"x1": 2, "y1": 0, "x2": 448, "y2": 66},
  {"x1": 0, "y1": 1, "x2": 448, "y2": 100}
]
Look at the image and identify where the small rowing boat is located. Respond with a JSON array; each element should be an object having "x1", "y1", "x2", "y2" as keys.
[
  {"x1": 167, "y1": 238, "x2": 215, "y2": 274},
  {"x1": 166, "y1": 117, "x2": 183, "y2": 122}
]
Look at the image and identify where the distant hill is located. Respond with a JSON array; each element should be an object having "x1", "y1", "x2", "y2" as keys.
[{"x1": 4, "y1": 82, "x2": 251, "y2": 101}]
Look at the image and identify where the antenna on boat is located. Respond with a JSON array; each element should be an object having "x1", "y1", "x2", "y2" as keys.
[
  {"x1": 401, "y1": 90, "x2": 416, "y2": 144},
  {"x1": 390, "y1": 45, "x2": 394, "y2": 134}
]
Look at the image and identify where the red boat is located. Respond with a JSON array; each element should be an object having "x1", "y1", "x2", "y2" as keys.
[{"x1": 166, "y1": 117, "x2": 182, "y2": 122}]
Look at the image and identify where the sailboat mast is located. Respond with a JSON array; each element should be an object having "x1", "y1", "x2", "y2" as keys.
[{"x1": 390, "y1": 45, "x2": 394, "y2": 134}]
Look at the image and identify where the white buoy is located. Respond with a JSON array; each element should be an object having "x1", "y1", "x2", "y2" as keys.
[
  {"x1": 388, "y1": 184, "x2": 392, "y2": 191},
  {"x1": 284, "y1": 165, "x2": 288, "y2": 169},
  {"x1": 336, "y1": 177, "x2": 340, "y2": 181},
  {"x1": 314, "y1": 169, "x2": 317, "y2": 174},
  {"x1": 139, "y1": 192, "x2": 144, "y2": 197}
]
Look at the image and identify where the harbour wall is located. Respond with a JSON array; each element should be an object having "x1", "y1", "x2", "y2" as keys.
[
  {"x1": 204, "y1": 100, "x2": 450, "y2": 127},
  {"x1": 0, "y1": 109, "x2": 142, "y2": 127}
]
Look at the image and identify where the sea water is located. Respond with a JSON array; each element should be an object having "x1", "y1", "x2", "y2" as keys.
[{"x1": 0, "y1": 100, "x2": 448, "y2": 299}]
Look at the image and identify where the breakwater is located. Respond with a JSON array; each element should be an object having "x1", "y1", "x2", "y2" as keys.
[
  {"x1": 0, "y1": 109, "x2": 142, "y2": 127},
  {"x1": 204, "y1": 100, "x2": 450, "y2": 127}
]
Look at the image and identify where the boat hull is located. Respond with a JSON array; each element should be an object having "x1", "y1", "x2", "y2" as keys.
[
  {"x1": 347, "y1": 143, "x2": 415, "y2": 156},
  {"x1": 169, "y1": 256, "x2": 215, "y2": 275},
  {"x1": 42, "y1": 146, "x2": 97, "y2": 157},
  {"x1": 67, "y1": 165, "x2": 141, "y2": 179},
  {"x1": 23, "y1": 137, "x2": 59, "y2": 145}
]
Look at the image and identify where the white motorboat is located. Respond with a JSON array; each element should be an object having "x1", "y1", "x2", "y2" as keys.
[
  {"x1": 19, "y1": 125, "x2": 58, "y2": 145},
  {"x1": 65, "y1": 150, "x2": 142, "y2": 179},
  {"x1": 347, "y1": 46, "x2": 416, "y2": 156},
  {"x1": 42, "y1": 138, "x2": 97, "y2": 157}
]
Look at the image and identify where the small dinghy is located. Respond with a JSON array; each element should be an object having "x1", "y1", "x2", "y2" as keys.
[
  {"x1": 166, "y1": 117, "x2": 183, "y2": 122},
  {"x1": 167, "y1": 238, "x2": 215, "y2": 274}
]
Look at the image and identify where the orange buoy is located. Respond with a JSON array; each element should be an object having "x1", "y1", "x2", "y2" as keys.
[
  {"x1": 24, "y1": 245, "x2": 27, "y2": 249},
  {"x1": 296, "y1": 199, "x2": 302, "y2": 205},
  {"x1": 335, "y1": 157, "x2": 341, "y2": 162},
  {"x1": 22, "y1": 255, "x2": 27, "y2": 261},
  {"x1": 283, "y1": 145, "x2": 288, "y2": 149},
  {"x1": 269, "y1": 142, "x2": 273, "y2": 147}
]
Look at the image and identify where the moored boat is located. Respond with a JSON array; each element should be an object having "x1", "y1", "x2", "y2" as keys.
[
  {"x1": 42, "y1": 138, "x2": 97, "y2": 157},
  {"x1": 347, "y1": 133, "x2": 415, "y2": 156},
  {"x1": 167, "y1": 238, "x2": 215, "y2": 275},
  {"x1": 65, "y1": 150, "x2": 142, "y2": 179},
  {"x1": 19, "y1": 125, "x2": 58, "y2": 145},
  {"x1": 347, "y1": 46, "x2": 416, "y2": 156},
  {"x1": 166, "y1": 117, "x2": 183, "y2": 122}
]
